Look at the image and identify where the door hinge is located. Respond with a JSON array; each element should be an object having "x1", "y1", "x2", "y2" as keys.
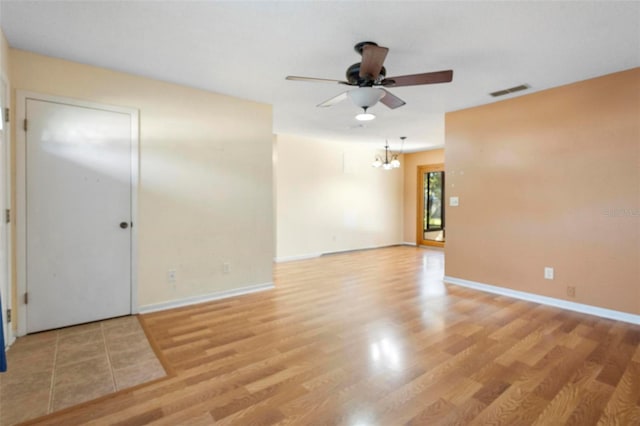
[
  {"x1": 3, "y1": 107, "x2": 8, "y2": 123},
  {"x1": 6, "y1": 308, "x2": 11, "y2": 323},
  {"x1": 24, "y1": 292, "x2": 28, "y2": 305},
  {"x1": 4, "y1": 208, "x2": 9, "y2": 224},
  {"x1": 23, "y1": 118, "x2": 28, "y2": 132}
]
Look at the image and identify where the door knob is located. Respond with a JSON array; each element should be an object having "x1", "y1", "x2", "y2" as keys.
[{"x1": 119, "y1": 222, "x2": 129, "y2": 229}]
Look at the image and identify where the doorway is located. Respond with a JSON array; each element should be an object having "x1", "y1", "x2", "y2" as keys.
[
  {"x1": 16, "y1": 92, "x2": 139, "y2": 335},
  {"x1": 417, "y1": 164, "x2": 445, "y2": 248}
]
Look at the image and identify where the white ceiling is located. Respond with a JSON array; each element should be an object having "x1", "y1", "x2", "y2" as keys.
[{"x1": 1, "y1": 1, "x2": 639, "y2": 152}]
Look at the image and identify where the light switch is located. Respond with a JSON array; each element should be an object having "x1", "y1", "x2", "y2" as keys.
[{"x1": 449, "y1": 196, "x2": 459, "y2": 207}]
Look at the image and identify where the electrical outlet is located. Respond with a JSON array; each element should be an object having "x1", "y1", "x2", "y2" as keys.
[
  {"x1": 567, "y1": 286, "x2": 576, "y2": 298},
  {"x1": 544, "y1": 267, "x2": 554, "y2": 280},
  {"x1": 167, "y1": 269, "x2": 176, "y2": 283},
  {"x1": 223, "y1": 263, "x2": 230, "y2": 274}
]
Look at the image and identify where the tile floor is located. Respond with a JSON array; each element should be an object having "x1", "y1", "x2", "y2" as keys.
[{"x1": 0, "y1": 316, "x2": 167, "y2": 425}]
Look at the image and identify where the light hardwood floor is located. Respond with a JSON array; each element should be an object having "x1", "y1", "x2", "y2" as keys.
[{"x1": 20, "y1": 246, "x2": 640, "y2": 425}]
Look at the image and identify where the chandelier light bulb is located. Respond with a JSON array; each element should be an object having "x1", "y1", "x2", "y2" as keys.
[{"x1": 372, "y1": 157, "x2": 382, "y2": 168}]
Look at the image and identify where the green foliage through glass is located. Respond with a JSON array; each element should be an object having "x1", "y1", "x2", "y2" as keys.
[{"x1": 423, "y1": 171, "x2": 444, "y2": 231}]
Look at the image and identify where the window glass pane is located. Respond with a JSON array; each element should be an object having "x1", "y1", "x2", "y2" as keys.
[
  {"x1": 426, "y1": 171, "x2": 444, "y2": 231},
  {"x1": 423, "y1": 173, "x2": 429, "y2": 231}
]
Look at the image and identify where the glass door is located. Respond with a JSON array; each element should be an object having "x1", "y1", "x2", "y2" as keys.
[{"x1": 417, "y1": 164, "x2": 445, "y2": 247}]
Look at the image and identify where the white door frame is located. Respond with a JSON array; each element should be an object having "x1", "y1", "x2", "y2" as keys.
[
  {"x1": 16, "y1": 91, "x2": 139, "y2": 336},
  {"x1": 0, "y1": 72, "x2": 12, "y2": 346}
]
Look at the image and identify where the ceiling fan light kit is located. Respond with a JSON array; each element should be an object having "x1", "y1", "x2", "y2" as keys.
[
  {"x1": 350, "y1": 88, "x2": 383, "y2": 120},
  {"x1": 355, "y1": 107, "x2": 376, "y2": 121},
  {"x1": 348, "y1": 87, "x2": 384, "y2": 108}
]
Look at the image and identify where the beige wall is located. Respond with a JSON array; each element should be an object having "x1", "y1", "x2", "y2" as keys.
[
  {"x1": 402, "y1": 149, "x2": 445, "y2": 244},
  {"x1": 10, "y1": 49, "x2": 274, "y2": 310},
  {"x1": 275, "y1": 134, "x2": 403, "y2": 260},
  {"x1": 0, "y1": 29, "x2": 8, "y2": 78},
  {"x1": 445, "y1": 68, "x2": 640, "y2": 315}
]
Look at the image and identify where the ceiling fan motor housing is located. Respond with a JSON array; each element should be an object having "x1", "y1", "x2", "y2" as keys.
[
  {"x1": 346, "y1": 63, "x2": 386, "y2": 86},
  {"x1": 354, "y1": 41, "x2": 378, "y2": 55}
]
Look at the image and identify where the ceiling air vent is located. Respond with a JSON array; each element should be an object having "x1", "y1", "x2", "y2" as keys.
[{"x1": 490, "y1": 84, "x2": 529, "y2": 97}]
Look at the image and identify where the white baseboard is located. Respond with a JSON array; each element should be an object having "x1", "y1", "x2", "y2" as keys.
[
  {"x1": 274, "y1": 253, "x2": 321, "y2": 263},
  {"x1": 322, "y1": 243, "x2": 403, "y2": 256},
  {"x1": 444, "y1": 276, "x2": 640, "y2": 325},
  {"x1": 275, "y1": 243, "x2": 405, "y2": 263},
  {"x1": 138, "y1": 282, "x2": 274, "y2": 314},
  {"x1": 402, "y1": 242, "x2": 417, "y2": 246},
  {"x1": 4, "y1": 330, "x2": 15, "y2": 350}
]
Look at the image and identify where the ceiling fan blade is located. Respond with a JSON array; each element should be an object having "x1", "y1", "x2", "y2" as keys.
[
  {"x1": 379, "y1": 89, "x2": 406, "y2": 109},
  {"x1": 286, "y1": 76, "x2": 351, "y2": 85},
  {"x1": 317, "y1": 91, "x2": 349, "y2": 107},
  {"x1": 359, "y1": 44, "x2": 389, "y2": 80},
  {"x1": 382, "y1": 70, "x2": 453, "y2": 87}
]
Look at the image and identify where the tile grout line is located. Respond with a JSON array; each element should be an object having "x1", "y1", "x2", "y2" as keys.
[
  {"x1": 47, "y1": 330, "x2": 60, "y2": 414},
  {"x1": 102, "y1": 323, "x2": 118, "y2": 392}
]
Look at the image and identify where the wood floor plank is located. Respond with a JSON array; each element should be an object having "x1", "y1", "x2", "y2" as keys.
[
  {"x1": 15, "y1": 246, "x2": 640, "y2": 425},
  {"x1": 530, "y1": 360, "x2": 602, "y2": 425},
  {"x1": 468, "y1": 384, "x2": 529, "y2": 426},
  {"x1": 597, "y1": 361, "x2": 640, "y2": 425},
  {"x1": 565, "y1": 380, "x2": 614, "y2": 426}
]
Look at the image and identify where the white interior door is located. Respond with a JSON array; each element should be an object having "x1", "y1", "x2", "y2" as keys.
[
  {"x1": 25, "y1": 98, "x2": 132, "y2": 333},
  {"x1": 0, "y1": 78, "x2": 9, "y2": 345}
]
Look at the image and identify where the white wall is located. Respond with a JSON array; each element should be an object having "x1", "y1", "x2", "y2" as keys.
[{"x1": 275, "y1": 134, "x2": 403, "y2": 261}]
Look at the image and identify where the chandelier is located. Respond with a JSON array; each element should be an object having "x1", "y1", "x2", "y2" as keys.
[{"x1": 372, "y1": 137, "x2": 406, "y2": 170}]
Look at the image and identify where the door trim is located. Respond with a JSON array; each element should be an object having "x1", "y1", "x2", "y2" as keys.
[
  {"x1": 416, "y1": 163, "x2": 445, "y2": 248},
  {"x1": 0, "y1": 72, "x2": 12, "y2": 347},
  {"x1": 16, "y1": 91, "x2": 139, "y2": 336}
]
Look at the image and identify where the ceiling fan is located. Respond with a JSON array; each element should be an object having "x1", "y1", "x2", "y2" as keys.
[{"x1": 286, "y1": 41, "x2": 453, "y2": 117}]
